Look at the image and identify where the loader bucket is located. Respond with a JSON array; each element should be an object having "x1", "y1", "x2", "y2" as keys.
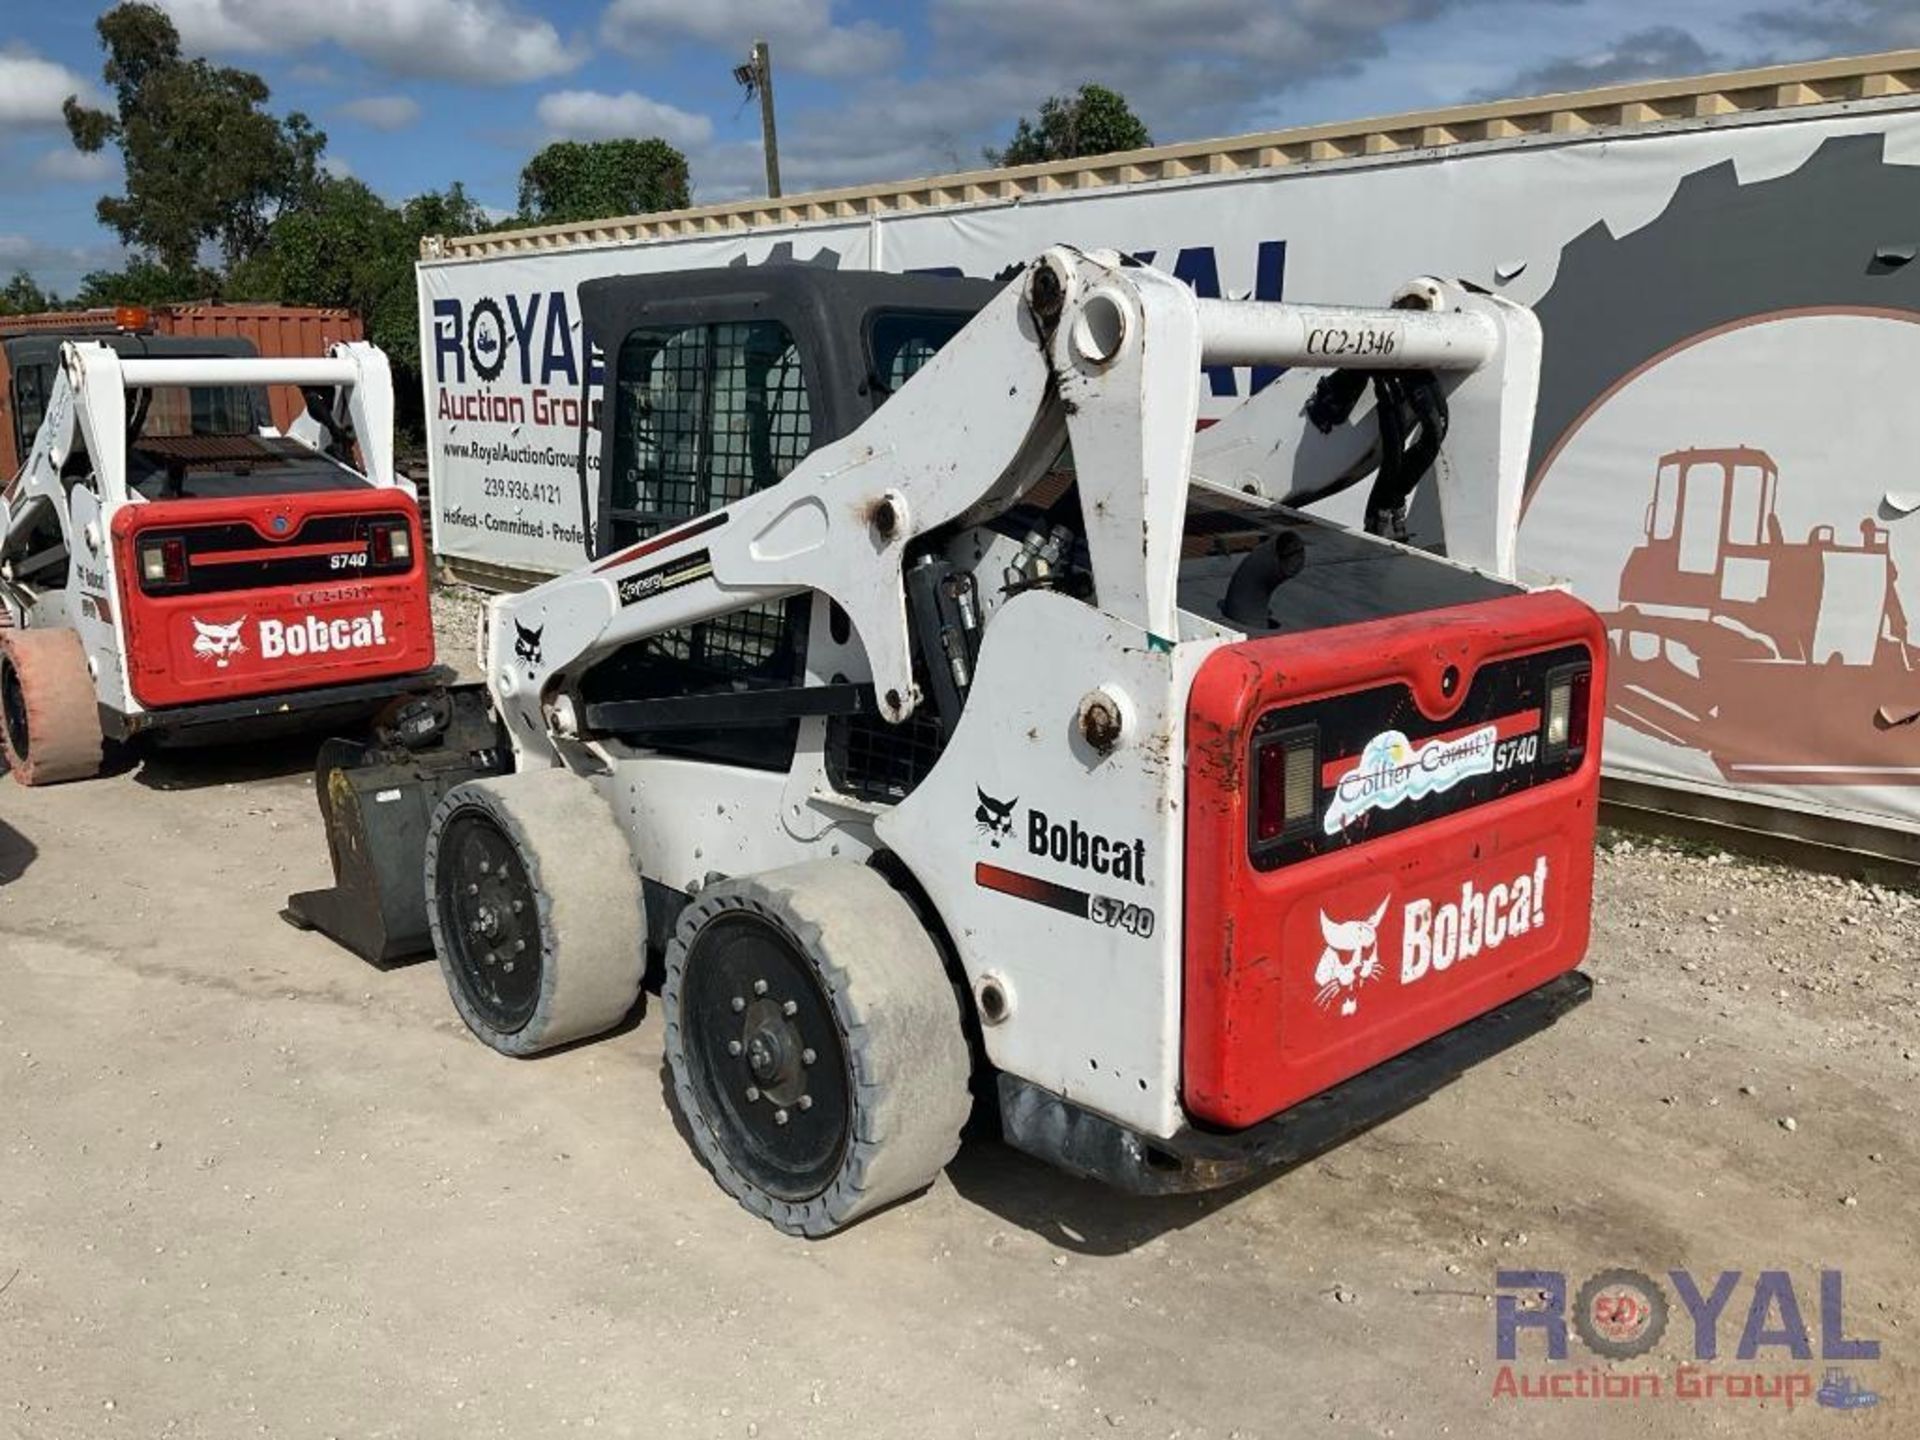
[{"x1": 283, "y1": 689, "x2": 508, "y2": 965}]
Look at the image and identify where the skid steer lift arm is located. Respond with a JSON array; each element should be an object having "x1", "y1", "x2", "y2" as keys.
[
  {"x1": 1190, "y1": 276, "x2": 1540, "y2": 578},
  {"x1": 486, "y1": 247, "x2": 1540, "y2": 772}
]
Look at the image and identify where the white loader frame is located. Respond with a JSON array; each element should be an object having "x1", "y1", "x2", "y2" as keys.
[{"x1": 477, "y1": 246, "x2": 1541, "y2": 1140}]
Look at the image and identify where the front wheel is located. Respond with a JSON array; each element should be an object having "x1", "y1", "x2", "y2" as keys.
[
  {"x1": 425, "y1": 769, "x2": 646, "y2": 1056},
  {"x1": 664, "y1": 861, "x2": 972, "y2": 1237}
]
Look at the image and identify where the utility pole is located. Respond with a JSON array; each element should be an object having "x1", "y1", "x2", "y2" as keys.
[{"x1": 733, "y1": 40, "x2": 782, "y2": 198}]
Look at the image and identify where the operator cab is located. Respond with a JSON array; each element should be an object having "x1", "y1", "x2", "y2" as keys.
[
  {"x1": 581, "y1": 266, "x2": 1000, "y2": 560},
  {"x1": 3, "y1": 332, "x2": 273, "y2": 477},
  {"x1": 577, "y1": 267, "x2": 999, "y2": 771}
]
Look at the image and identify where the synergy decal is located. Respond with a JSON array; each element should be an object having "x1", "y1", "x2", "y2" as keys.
[
  {"x1": 190, "y1": 617, "x2": 248, "y2": 668},
  {"x1": 617, "y1": 550, "x2": 714, "y2": 607},
  {"x1": 1314, "y1": 898, "x2": 1390, "y2": 1016},
  {"x1": 970, "y1": 792, "x2": 1155, "y2": 937},
  {"x1": 1323, "y1": 724, "x2": 1499, "y2": 834}
]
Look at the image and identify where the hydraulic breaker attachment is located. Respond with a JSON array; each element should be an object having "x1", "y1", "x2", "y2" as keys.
[{"x1": 283, "y1": 687, "x2": 510, "y2": 964}]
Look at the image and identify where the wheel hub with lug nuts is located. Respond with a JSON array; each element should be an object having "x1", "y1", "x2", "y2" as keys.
[
  {"x1": 438, "y1": 812, "x2": 542, "y2": 1031},
  {"x1": 729, "y1": 985, "x2": 814, "y2": 1114},
  {"x1": 681, "y1": 911, "x2": 855, "y2": 1203}
]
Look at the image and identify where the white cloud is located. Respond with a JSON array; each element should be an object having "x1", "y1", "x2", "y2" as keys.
[
  {"x1": 1748, "y1": 0, "x2": 1920, "y2": 56},
  {"x1": 535, "y1": 90, "x2": 715, "y2": 148},
  {"x1": 155, "y1": 0, "x2": 583, "y2": 84},
  {"x1": 0, "y1": 46, "x2": 99, "y2": 127},
  {"x1": 339, "y1": 94, "x2": 422, "y2": 131},
  {"x1": 692, "y1": 0, "x2": 1603, "y2": 200},
  {"x1": 34, "y1": 148, "x2": 119, "y2": 183},
  {"x1": 1497, "y1": 25, "x2": 1716, "y2": 97},
  {"x1": 321, "y1": 155, "x2": 354, "y2": 178},
  {"x1": 0, "y1": 233, "x2": 128, "y2": 294},
  {"x1": 599, "y1": 0, "x2": 902, "y2": 79}
]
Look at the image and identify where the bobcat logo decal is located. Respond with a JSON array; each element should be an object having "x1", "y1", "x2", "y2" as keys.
[
  {"x1": 190, "y1": 617, "x2": 248, "y2": 669},
  {"x1": 1314, "y1": 897, "x2": 1390, "y2": 1017},
  {"x1": 975, "y1": 787, "x2": 1018, "y2": 847},
  {"x1": 513, "y1": 620, "x2": 543, "y2": 667}
]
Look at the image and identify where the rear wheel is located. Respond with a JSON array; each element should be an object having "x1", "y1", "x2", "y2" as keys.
[
  {"x1": 664, "y1": 861, "x2": 972, "y2": 1236},
  {"x1": 425, "y1": 769, "x2": 646, "y2": 1056},
  {"x1": 0, "y1": 629, "x2": 103, "y2": 786}
]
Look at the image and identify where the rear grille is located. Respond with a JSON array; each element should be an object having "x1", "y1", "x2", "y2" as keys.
[{"x1": 130, "y1": 511, "x2": 415, "y2": 597}]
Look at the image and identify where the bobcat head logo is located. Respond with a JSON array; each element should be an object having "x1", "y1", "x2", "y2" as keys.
[
  {"x1": 1314, "y1": 897, "x2": 1390, "y2": 1017},
  {"x1": 191, "y1": 617, "x2": 248, "y2": 669},
  {"x1": 513, "y1": 620, "x2": 543, "y2": 667},
  {"x1": 975, "y1": 786, "x2": 1018, "y2": 847}
]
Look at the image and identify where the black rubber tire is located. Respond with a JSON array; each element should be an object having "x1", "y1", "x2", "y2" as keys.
[
  {"x1": 424, "y1": 769, "x2": 646, "y2": 1056},
  {"x1": 664, "y1": 861, "x2": 972, "y2": 1237},
  {"x1": 0, "y1": 628, "x2": 104, "y2": 787}
]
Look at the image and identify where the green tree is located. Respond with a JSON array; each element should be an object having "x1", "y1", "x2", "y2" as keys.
[
  {"x1": 517, "y1": 139, "x2": 691, "y2": 226},
  {"x1": 0, "y1": 272, "x2": 53, "y2": 316},
  {"x1": 987, "y1": 84, "x2": 1152, "y2": 167},
  {"x1": 232, "y1": 178, "x2": 494, "y2": 441},
  {"x1": 63, "y1": 3, "x2": 327, "y2": 274},
  {"x1": 71, "y1": 259, "x2": 215, "y2": 309}
]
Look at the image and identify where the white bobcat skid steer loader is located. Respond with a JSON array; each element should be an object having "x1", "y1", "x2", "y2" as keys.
[
  {"x1": 306, "y1": 249, "x2": 1605, "y2": 1236},
  {"x1": 0, "y1": 341, "x2": 442, "y2": 784}
]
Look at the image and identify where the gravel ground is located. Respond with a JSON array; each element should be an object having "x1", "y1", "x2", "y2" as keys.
[
  {"x1": 429, "y1": 580, "x2": 486, "y2": 680},
  {"x1": 0, "y1": 597, "x2": 1913, "y2": 1438}
]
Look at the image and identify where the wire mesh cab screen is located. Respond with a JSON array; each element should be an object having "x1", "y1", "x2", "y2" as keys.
[
  {"x1": 590, "y1": 319, "x2": 815, "y2": 767},
  {"x1": 608, "y1": 319, "x2": 811, "y2": 552}
]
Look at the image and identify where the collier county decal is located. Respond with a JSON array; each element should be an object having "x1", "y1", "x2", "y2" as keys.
[{"x1": 1323, "y1": 724, "x2": 1499, "y2": 834}]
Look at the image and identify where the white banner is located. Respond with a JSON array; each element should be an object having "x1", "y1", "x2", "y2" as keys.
[
  {"x1": 418, "y1": 224, "x2": 875, "y2": 574},
  {"x1": 418, "y1": 107, "x2": 1920, "y2": 833}
]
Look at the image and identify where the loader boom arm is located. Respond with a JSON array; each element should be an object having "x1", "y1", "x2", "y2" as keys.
[{"x1": 486, "y1": 247, "x2": 1541, "y2": 768}]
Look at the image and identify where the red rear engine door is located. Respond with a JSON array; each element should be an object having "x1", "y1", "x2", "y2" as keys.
[
  {"x1": 112, "y1": 490, "x2": 435, "y2": 709},
  {"x1": 1183, "y1": 589, "x2": 1606, "y2": 1129}
]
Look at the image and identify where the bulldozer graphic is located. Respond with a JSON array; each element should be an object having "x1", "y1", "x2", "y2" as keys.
[{"x1": 1602, "y1": 445, "x2": 1920, "y2": 785}]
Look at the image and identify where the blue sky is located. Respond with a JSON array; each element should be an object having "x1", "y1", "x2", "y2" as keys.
[{"x1": 1, "y1": 0, "x2": 1914, "y2": 295}]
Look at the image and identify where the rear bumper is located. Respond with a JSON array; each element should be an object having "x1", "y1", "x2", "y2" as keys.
[
  {"x1": 999, "y1": 969, "x2": 1592, "y2": 1196},
  {"x1": 107, "y1": 665, "x2": 452, "y2": 741}
]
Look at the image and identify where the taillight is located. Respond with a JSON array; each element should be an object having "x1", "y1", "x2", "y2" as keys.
[
  {"x1": 370, "y1": 519, "x2": 413, "y2": 567},
  {"x1": 1252, "y1": 725, "x2": 1319, "y2": 847},
  {"x1": 1543, "y1": 663, "x2": 1592, "y2": 759},
  {"x1": 139, "y1": 537, "x2": 187, "y2": 588}
]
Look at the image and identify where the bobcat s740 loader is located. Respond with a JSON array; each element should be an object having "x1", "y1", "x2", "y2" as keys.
[
  {"x1": 0, "y1": 341, "x2": 441, "y2": 784},
  {"x1": 293, "y1": 249, "x2": 1604, "y2": 1235}
]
